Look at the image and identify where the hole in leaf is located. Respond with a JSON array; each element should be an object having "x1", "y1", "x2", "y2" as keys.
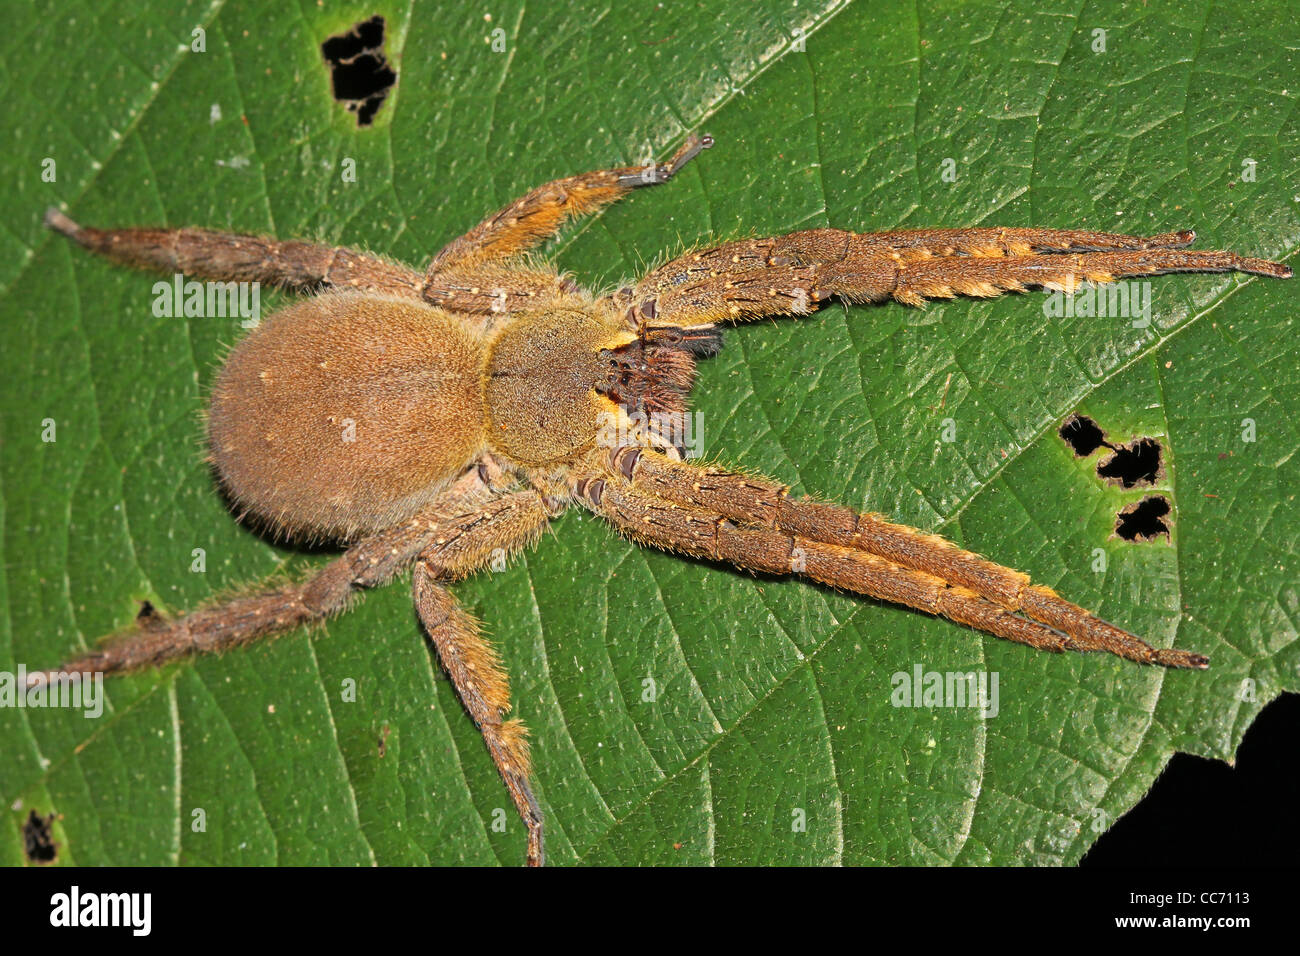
[
  {"x1": 1059, "y1": 414, "x2": 1108, "y2": 457},
  {"x1": 1116, "y1": 495, "x2": 1171, "y2": 542},
  {"x1": 22, "y1": 810, "x2": 58, "y2": 864},
  {"x1": 1097, "y1": 437, "x2": 1163, "y2": 488},
  {"x1": 321, "y1": 15, "x2": 396, "y2": 127},
  {"x1": 134, "y1": 598, "x2": 168, "y2": 632}
]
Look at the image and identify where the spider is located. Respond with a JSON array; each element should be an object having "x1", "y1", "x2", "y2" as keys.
[{"x1": 38, "y1": 133, "x2": 1290, "y2": 866}]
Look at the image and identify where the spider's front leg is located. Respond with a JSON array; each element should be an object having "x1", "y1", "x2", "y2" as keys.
[
  {"x1": 612, "y1": 225, "x2": 1290, "y2": 324},
  {"x1": 571, "y1": 446, "x2": 1206, "y2": 669}
]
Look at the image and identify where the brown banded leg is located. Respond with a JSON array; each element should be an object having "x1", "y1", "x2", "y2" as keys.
[
  {"x1": 33, "y1": 485, "x2": 555, "y2": 866},
  {"x1": 45, "y1": 207, "x2": 424, "y2": 297},
  {"x1": 584, "y1": 447, "x2": 1206, "y2": 669},
  {"x1": 29, "y1": 487, "x2": 497, "y2": 682},
  {"x1": 632, "y1": 227, "x2": 1201, "y2": 299},
  {"x1": 411, "y1": 490, "x2": 557, "y2": 866},
  {"x1": 413, "y1": 573, "x2": 543, "y2": 866},
  {"x1": 620, "y1": 227, "x2": 1290, "y2": 324},
  {"x1": 888, "y1": 248, "x2": 1292, "y2": 307},
  {"x1": 427, "y1": 133, "x2": 712, "y2": 273},
  {"x1": 847, "y1": 226, "x2": 1200, "y2": 256},
  {"x1": 422, "y1": 261, "x2": 580, "y2": 316},
  {"x1": 571, "y1": 463, "x2": 1106, "y2": 661}
]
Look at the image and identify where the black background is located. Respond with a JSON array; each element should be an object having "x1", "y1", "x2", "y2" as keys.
[{"x1": 1084, "y1": 692, "x2": 1299, "y2": 866}]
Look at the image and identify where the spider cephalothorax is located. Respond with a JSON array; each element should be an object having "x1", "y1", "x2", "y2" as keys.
[{"x1": 37, "y1": 133, "x2": 1290, "y2": 865}]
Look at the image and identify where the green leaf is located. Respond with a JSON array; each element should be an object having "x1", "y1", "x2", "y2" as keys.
[{"x1": 1, "y1": 0, "x2": 1295, "y2": 866}]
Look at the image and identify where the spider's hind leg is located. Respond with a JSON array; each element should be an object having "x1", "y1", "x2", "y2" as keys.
[
  {"x1": 44, "y1": 207, "x2": 424, "y2": 297},
  {"x1": 30, "y1": 496, "x2": 463, "y2": 680},
  {"x1": 36, "y1": 485, "x2": 558, "y2": 866}
]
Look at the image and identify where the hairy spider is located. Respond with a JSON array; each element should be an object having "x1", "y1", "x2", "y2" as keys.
[{"x1": 38, "y1": 133, "x2": 1290, "y2": 866}]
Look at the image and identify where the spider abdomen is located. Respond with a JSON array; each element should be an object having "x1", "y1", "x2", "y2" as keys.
[{"x1": 208, "y1": 293, "x2": 487, "y2": 541}]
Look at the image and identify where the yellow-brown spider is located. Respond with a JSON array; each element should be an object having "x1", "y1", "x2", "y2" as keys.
[{"x1": 37, "y1": 133, "x2": 1291, "y2": 866}]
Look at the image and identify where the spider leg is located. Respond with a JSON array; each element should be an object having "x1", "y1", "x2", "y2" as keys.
[
  {"x1": 619, "y1": 227, "x2": 1290, "y2": 324},
  {"x1": 888, "y1": 248, "x2": 1292, "y2": 308},
  {"x1": 572, "y1": 462, "x2": 1092, "y2": 659},
  {"x1": 422, "y1": 260, "x2": 581, "y2": 316},
  {"x1": 44, "y1": 207, "x2": 424, "y2": 297},
  {"x1": 574, "y1": 447, "x2": 1205, "y2": 669},
  {"x1": 411, "y1": 490, "x2": 558, "y2": 867},
  {"x1": 413, "y1": 572, "x2": 544, "y2": 866},
  {"x1": 30, "y1": 509, "x2": 450, "y2": 679},
  {"x1": 29, "y1": 485, "x2": 555, "y2": 865},
  {"x1": 845, "y1": 226, "x2": 1200, "y2": 256},
  {"x1": 427, "y1": 134, "x2": 712, "y2": 273},
  {"x1": 25, "y1": 474, "x2": 515, "y2": 679}
]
